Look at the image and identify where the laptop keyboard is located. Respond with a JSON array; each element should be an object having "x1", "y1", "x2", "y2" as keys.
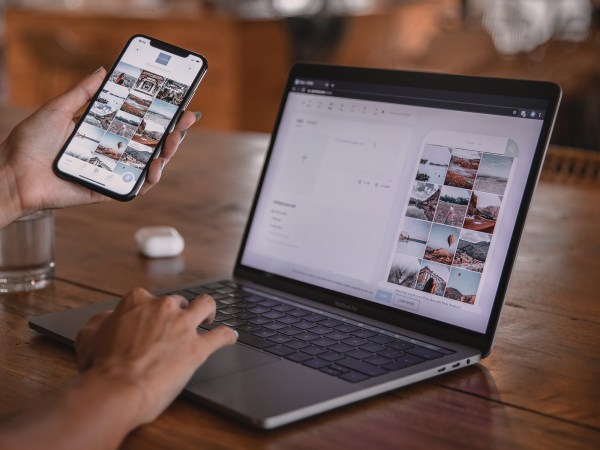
[{"x1": 172, "y1": 280, "x2": 453, "y2": 383}]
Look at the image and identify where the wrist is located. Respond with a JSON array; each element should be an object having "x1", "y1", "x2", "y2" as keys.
[
  {"x1": 74, "y1": 363, "x2": 148, "y2": 431},
  {"x1": 0, "y1": 143, "x2": 24, "y2": 228}
]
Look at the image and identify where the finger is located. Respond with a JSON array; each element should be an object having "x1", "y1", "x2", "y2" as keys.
[
  {"x1": 161, "y1": 111, "x2": 198, "y2": 161},
  {"x1": 117, "y1": 287, "x2": 155, "y2": 312},
  {"x1": 140, "y1": 111, "x2": 198, "y2": 192},
  {"x1": 75, "y1": 309, "x2": 113, "y2": 349},
  {"x1": 81, "y1": 309, "x2": 113, "y2": 334},
  {"x1": 135, "y1": 110, "x2": 198, "y2": 194},
  {"x1": 157, "y1": 293, "x2": 189, "y2": 310},
  {"x1": 45, "y1": 67, "x2": 107, "y2": 116},
  {"x1": 195, "y1": 325, "x2": 238, "y2": 362},
  {"x1": 186, "y1": 294, "x2": 217, "y2": 325},
  {"x1": 75, "y1": 309, "x2": 113, "y2": 371},
  {"x1": 143, "y1": 157, "x2": 166, "y2": 187}
]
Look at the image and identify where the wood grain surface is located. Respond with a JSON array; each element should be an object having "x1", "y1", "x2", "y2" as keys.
[{"x1": 1, "y1": 123, "x2": 598, "y2": 448}]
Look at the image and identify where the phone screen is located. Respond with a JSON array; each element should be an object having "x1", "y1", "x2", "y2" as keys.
[{"x1": 55, "y1": 36, "x2": 205, "y2": 198}]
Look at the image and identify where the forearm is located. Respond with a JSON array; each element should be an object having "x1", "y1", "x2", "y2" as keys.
[{"x1": 0, "y1": 367, "x2": 144, "y2": 450}]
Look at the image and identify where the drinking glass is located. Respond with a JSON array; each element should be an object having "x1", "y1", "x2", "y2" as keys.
[{"x1": 0, "y1": 210, "x2": 55, "y2": 293}]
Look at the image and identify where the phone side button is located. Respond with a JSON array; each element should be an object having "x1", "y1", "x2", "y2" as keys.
[{"x1": 183, "y1": 91, "x2": 195, "y2": 109}]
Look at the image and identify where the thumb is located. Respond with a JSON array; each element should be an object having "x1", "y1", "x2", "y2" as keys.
[
  {"x1": 45, "y1": 67, "x2": 107, "y2": 116},
  {"x1": 195, "y1": 326, "x2": 238, "y2": 363}
]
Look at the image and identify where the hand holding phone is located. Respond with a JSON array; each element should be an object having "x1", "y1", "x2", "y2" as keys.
[{"x1": 53, "y1": 35, "x2": 207, "y2": 201}]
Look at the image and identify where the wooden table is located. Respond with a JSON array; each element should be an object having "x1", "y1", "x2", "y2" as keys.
[{"x1": 1, "y1": 129, "x2": 599, "y2": 449}]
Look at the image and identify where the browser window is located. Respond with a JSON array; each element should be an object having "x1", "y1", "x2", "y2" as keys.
[{"x1": 242, "y1": 78, "x2": 546, "y2": 333}]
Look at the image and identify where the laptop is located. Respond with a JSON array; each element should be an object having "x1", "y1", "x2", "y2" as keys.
[{"x1": 30, "y1": 63, "x2": 561, "y2": 429}]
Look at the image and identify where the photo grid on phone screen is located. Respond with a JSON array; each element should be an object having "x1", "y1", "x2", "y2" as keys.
[
  {"x1": 387, "y1": 143, "x2": 513, "y2": 305},
  {"x1": 67, "y1": 61, "x2": 191, "y2": 180}
]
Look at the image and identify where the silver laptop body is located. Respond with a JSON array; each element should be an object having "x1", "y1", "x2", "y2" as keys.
[{"x1": 30, "y1": 63, "x2": 561, "y2": 429}]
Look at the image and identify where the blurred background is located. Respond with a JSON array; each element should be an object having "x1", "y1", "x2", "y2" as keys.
[{"x1": 0, "y1": 0, "x2": 598, "y2": 153}]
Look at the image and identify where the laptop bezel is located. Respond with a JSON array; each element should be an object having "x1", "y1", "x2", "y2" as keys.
[{"x1": 234, "y1": 63, "x2": 561, "y2": 357}]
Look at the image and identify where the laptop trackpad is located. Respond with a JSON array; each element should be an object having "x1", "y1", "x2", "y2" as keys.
[{"x1": 188, "y1": 344, "x2": 279, "y2": 384}]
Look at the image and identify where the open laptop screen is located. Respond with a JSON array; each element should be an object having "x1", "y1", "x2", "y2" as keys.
[{"x1": 240, "y1": 67, "x2": 554, "y2": 335}]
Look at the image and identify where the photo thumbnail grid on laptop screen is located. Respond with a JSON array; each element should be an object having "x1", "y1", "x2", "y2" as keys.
[
  {"x1": 241, "y1": 76, "x2": 548, "y2": 334},
  {"x1": 57, "y1": 37, "x2": 203, "y2": 195}
]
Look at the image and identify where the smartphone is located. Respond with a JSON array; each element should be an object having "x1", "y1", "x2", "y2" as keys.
[{"x1": 53, "y1": 35, "x2": 207, "y2": 201}]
